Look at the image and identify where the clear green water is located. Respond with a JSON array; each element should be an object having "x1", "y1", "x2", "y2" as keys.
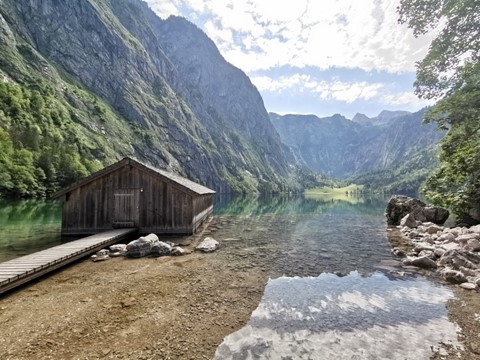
[
  {"x1": 211, "y1": 194, "x2": 461, "y2": 359},
  {"x1": 0, "y1": 199, "x2": 62, "y2": 262}
]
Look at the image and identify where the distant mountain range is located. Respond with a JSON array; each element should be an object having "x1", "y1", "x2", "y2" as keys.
[{"x1": 270, "y1": 110, "x2": 445, "y2": 193}]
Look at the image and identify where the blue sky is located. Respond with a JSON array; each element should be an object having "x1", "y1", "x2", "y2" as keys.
[{"x1": 144, "y1": 0, "x2": 436, "y2": 119}]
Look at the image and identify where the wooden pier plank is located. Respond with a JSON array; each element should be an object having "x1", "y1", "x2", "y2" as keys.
[{"x1": 0, "y1": 228, "x2": 137, "y2": 294}]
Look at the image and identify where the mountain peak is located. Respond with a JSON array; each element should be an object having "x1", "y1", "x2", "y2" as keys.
[
  {"x1": 376, "y1": 110, "x2": 411, "y2": 122},
  {"x1": 352, "y1": 113, "x2": 370, "y2": 124}
]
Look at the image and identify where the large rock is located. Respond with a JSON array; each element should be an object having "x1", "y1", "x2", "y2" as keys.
[
  {"x1": 385, "y1": 195, "x2": 449, "y2": 226},
  {"x1": 422, "y1": 207, "x2": 450, "y2": 225},
  {"x1": 386, "y1": 196, "x2": 426, "y2": 226},
  {"x1": 126, "y1": 234, "x2": 159, "y2": 258},
  {"x1": 151, "y1": 241, "x2": 173, "y2": 257},
  {"x1": 196, "y1": 237, "x2": 220, "y2": 253}
]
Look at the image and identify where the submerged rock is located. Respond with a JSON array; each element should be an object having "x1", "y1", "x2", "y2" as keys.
[{"x1": 196, "y1": 237, "x2": 219, "y2": 253}]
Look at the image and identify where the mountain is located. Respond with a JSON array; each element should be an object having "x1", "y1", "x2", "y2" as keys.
[
  {"x1": 270, "y1": 110, "x2": 445, "y2": 192},
  {"x1": 0, "y1": 0, "x2": 302, "y2": 197},
  {"x1": 352, "y1": 110, "x2": 411, "y2": 126}
]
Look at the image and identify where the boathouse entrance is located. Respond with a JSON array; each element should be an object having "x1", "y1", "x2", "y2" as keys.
[{"x1": 113, "y1": 189, "x2": 140, "y2": 228}]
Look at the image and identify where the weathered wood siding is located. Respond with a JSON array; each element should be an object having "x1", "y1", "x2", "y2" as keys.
[
  {"x1": 60, "y1": 165, "x2": 212, "y2": 235},
  {"x1": 192, "y1": 194, "x2": 214, "y2": 232}
]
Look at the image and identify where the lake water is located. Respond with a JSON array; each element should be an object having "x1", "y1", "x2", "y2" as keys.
[
  {"x1": 212, "y1": 194, "x2": 461, "y2": 359},
  {"x1": 0, "y1": 199, "x2": 62, "y2": 262},
  {"x1": 0, "y1": 194, "x2": 461, "y2": 358}
]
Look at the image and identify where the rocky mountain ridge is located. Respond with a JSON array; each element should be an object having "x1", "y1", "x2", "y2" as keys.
[
  {"x1": 0, "y1": 0, "x2": 301, "y2": 196},
  {"x1": 270, "y1": 110, "x2": 445, "y2": 192}
]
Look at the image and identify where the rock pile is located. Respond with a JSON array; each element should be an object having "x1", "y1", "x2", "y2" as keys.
[
  {"x1": 90, "y1": 235, "x2": 220, "y2": 262},
  {"x1": 390, "y1": 203, "x2": 480, "y2": 290}
]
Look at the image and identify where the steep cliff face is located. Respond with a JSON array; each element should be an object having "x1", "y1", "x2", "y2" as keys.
[
  {"x1": 270, "y1": 110, "x2": 445, "y2": 180},
  {"x1": 0, "y1": 0, "x2": 295, "y2": 195}
]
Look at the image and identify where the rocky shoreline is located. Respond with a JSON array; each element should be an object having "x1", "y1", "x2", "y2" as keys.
[{"x1": 387, "y1": 195, "x2": 480, "y2": 291}]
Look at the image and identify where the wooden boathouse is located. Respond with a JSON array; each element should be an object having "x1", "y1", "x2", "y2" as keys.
[{"x1": 53, "y1": 157, "x2": 215, "y2": 235}]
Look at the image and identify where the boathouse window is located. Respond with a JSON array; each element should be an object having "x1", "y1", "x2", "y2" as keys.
[{"x1": 65, "y1": 192, "x2": 70, "y2": 202}]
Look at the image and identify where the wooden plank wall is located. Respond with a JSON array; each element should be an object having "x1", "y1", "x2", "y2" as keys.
[{"x1": 60, "y1": 166, "x2": 210, "y2": 235}]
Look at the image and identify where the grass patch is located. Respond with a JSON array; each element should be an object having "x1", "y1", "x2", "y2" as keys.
[{"x1": 305, "y1": 184, "x2": 364, "y2": 195}]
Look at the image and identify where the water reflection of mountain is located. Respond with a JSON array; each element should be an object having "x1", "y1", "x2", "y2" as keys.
[
  {"x1": 214, "y1": 193, "x2": 389, "y2": 216},
  {"x1": 0, "y1": 200, "x2": 61, "y2": 226},
  {"x1": 0, "y1": 200, "x2": 61, "y2": 262}
]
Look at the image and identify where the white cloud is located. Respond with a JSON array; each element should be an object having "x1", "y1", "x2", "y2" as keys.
[
  {"x1": 145, "y1": 0, "x2": 435, "y2": 74},
  {"x1": 251, "y1": 75, "x2": 384, "y2": 103},
  {"x1": 380, "y1": 91, "x2": 436, "y2": 109}
]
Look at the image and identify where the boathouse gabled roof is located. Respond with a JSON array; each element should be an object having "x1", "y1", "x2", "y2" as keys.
[{"x1": 52, "y1": 157, "x2": 216, "y2": 198}]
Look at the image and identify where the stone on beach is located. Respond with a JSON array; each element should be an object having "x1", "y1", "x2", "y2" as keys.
[
  {"x1": 439, "y1": 249, "x2": 480, "y2": 270},
  {"x1": 459, "y1": 282, "x2": 477, "y2": 290},
  {"x1": 464, "y1": 239, "x2": 480, "y2": 252},
  {"x1": 91, "y1": 249, "x2": 110, "y2": 262},
  {"x1": 110, "y1": 244, "x2": 127, "y2": 255},
  {"x1": 126, "y1": 234, "x2": 159, "y2": 258},
  {"x1": 413, "y1": 242, "x2": 435, "y2": 253},
  {"x1": 196, "y1": 237, "x2": 220, "y2": 253},
  {"x1": 441, "y1": 269, "x2": 467, "y2": 284},
  {"x1": 426, "y1": 224, "x2": 443, "y2": 234},
  {"x1": 404, "y1": 256, "x2": 438, "y2": 269},
  {"x1": 151, "y1": 241, "x2": 173, "y2": 257},
  {"x1": 437, "y1": 233, "x2": 456, "y2": 243},
  {"x1": 171, "y1": 246, "x2": 187, "y2": 256}
]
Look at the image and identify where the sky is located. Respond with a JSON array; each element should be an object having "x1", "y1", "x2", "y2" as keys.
[{"x1": 144, "y1": 0, "x2": 436, "y2": 119}]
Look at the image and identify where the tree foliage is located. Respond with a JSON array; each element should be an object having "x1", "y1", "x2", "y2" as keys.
[
  {"x1": 0, "y1": 80, "x2": 102, "y2": 198},
  {"x1": 398, "y1": 0, "x2": 480, "y2": 99},
  {"x1": 399, "y1": 0, "x2": 480, "y2": 219},
  {"x1": 422, "y1": 62, "x2": 480, "y2": 216}
]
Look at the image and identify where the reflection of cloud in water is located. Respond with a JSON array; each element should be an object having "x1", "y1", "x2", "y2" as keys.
[{"x1": 215, "y1": 272, "x2": 461, "y2": 360}]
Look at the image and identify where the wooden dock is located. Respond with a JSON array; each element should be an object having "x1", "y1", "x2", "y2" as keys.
[{"x1": 0, "y1": 228, "x2": 137, "y2": 295}]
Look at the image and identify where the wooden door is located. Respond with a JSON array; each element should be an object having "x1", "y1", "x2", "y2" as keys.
[{"x1": 113, "y1": 189, "x2": 140, "y2": 228}]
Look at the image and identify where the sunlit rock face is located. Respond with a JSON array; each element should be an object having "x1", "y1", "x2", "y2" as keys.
[{"x1": 215, "y1": 271, "x2": 460, "y2": 360}]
